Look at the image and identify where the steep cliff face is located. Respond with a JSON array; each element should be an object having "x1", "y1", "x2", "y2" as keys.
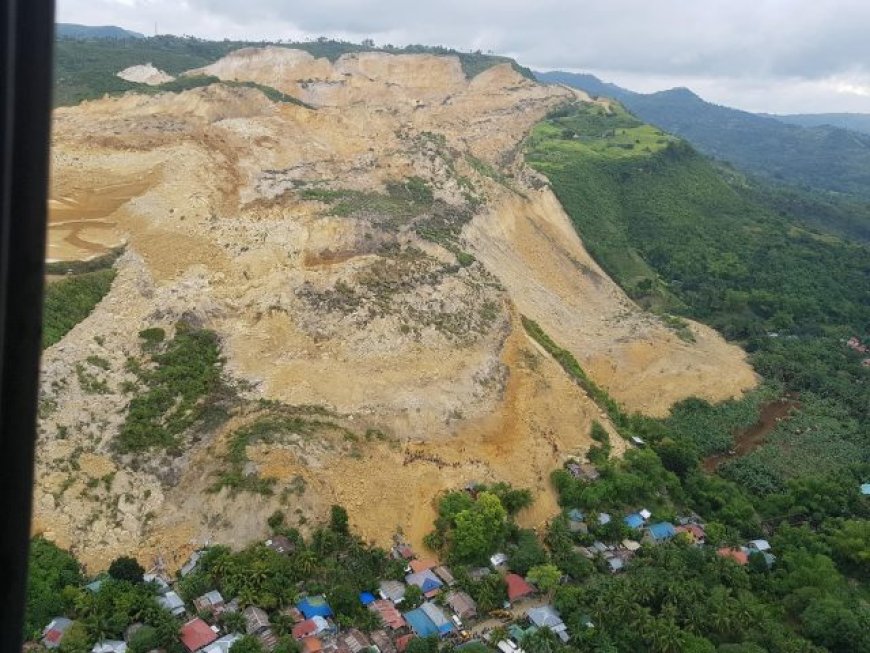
[{"x1": 38, "y1": 48, "x2": 755, "y2": 572}]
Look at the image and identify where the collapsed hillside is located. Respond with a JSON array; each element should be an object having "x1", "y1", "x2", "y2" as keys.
[{"x1": 37, "y1": 48, "x2": 755, "y2": 572}]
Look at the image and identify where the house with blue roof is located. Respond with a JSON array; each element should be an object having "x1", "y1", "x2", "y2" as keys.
[
  {"x1": 861, "y1": 483, "x2": 870, "y2": 496},
  {"x1": 405, "y1": 570, "x2": 443, "y2": 597},
  {"x1": 359, "y1": 591, "x2": 376, "y2": 606},
  {"x1": 623, "y1": 513, "x2": 644, "y2": 529},
  {"x1": 297, "y1": 595, "x2": 334, "y2": 619},
  {"x1": 404, "y1": 606, "x2": 442, "y2": 637},
  {"x1": 646, "y1": 522, "x2": 677, "y2": 543}
]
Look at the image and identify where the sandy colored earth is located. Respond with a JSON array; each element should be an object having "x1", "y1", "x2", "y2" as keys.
[
  {"x1": 117, "y1": 63, "x2": 175, "y2": 86},
  {"x1": 35, "y1": 48, "x2": 756, "y2": 572}
]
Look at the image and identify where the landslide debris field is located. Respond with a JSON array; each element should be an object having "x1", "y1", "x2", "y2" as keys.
[{"x1": 38, "y1": 47, "x2": 756, "y2": 571}]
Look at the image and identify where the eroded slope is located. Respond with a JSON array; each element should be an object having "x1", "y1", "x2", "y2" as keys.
[{"x1": 37, "y1": 48, "x2": 755, "y2": 571}]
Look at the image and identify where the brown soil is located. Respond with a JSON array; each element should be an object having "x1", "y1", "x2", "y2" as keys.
[{"x1": 703, "y1": 396, "x2": 800, "y2": 471}]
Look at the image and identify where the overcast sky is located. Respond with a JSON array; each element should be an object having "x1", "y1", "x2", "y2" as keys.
[{"x1": 57, "y1": 0, "x2": 870, "y2": 114}]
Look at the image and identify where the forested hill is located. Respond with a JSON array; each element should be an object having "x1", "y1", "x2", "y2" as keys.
[
  {"x1": 525, "y1": 101, "x2": 869, "y2": 496},
  {"x1": 53, "y1": 34, "x2": 533, "y2": 107},
  {"x1": 773, "y1": 112, "x2": 870, "y2": 135},
  {"x1": 536, "y1": 70, "x2": 870, "y2": 202},
  {"x1": 56, "y1": 23, "x2": 145, "y2": 39}
]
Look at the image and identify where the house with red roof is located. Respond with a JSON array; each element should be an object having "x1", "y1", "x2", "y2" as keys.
[
  {"x1": 717, "y1": 547, "x2": 749, "y2": 566},
  {"x1": 292, "y1": 617, "x2": 330, "y2": 640},
  {"x1": 409, "y1": 559, "x2": 438, "y2": 574},
  {"x1": 505, "y1": 574, "x2": 534, "y2": 603},
  {"x1": 180, "y1": 618, "x2": 218, "y2": 653}
]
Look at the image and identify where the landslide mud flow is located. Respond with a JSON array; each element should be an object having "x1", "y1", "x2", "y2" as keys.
[{"x1": 37, "y1": 48, "x2": 756, "y2": 571}]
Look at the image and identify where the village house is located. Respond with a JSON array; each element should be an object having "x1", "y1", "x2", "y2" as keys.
[
  {"x1": 297, "y1": 596, "x2": 334, "y2": 620},
  {"x1": 433, "y1": 565, "x2": 455, "y2": 586},
  {"x1": 91, "y1": 641, "x2": 127, "y2": 653},
  {"x1": 337, "y1": 628, "x2": 370, "y2": 653},
  {"x1": 244, "y1": 606, "x2": 270, "y2": 634},
  {"x1": 378, "y1": 579, "x2": 406, "y2": 604},
  {"x1": 42, "y1": 617, "x2": 74, "y2": 649},
  {"x1": 409, "y1": 559, "x2": 438, "y2": 574},
  {"x1": 420, "y1": 602, "x2": 454, "y2": 636},
  {"x1": 301, "y1": 637, "x2": 322, "y2": 653},
  {"x1": 645, "y1": 522, "x2": 677, "y2": 544},
  {"x1": 489, "y1": 553, "x2": 508, "y2": 568},
  {"x1": 158, "y1": 591, "x2": 186, "y2": 617},
  {"x1": 445, "y1": 590, "x2": 477, "y2": 620},
  {"x1": 505, "y1": 574, "x2": 535, "y2": 603},
  {"x1": 370, "y1": 630, "x2": 397, "y2": 653},
  {"x1": 202, "y1": 634, "x2": 241, "y2": 653},
  {"x1": 292, "y1": 617, "x2": 332, "y2": 640},
  {"x1": 369, "y1": 599, "x2": 406, "y2": 630},
  {"x1": 527, "y1": 606, "x2": 569, "y2": 643},
  {"x1": 179, "y1": 618, "x2": 218, "y2": 653},
  {"x1": 717, "y1": 547, "x2": 749, "y2": 566},
  {"x1": 181, "y1": 551, "x2": 203, "y2": 577},
  {"x1": 405, "y1": 569, "x2": 443, "y2": 597},
  {"x1": 623, "y1": 513, "x2": 644, "y2": 530},
  {"x1": 193, "y1": 590, "x2": 225, "y2": 616},
  {"x1": 675, "y1": 524, "x2": 706, "y2": 544}
]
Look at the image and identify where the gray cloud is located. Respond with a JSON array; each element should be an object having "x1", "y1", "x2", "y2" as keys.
[{"x1": 57, "y1": 0, "x2": 870, "y2": 113}]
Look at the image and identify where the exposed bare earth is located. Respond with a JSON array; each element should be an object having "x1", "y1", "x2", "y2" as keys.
[{"x1": 36, "y1": 49, "x2": 756, "y2": 572}]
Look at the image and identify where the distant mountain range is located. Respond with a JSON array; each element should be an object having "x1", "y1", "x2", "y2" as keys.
[
  {"x1": 56, "y1": 23, "x2": 144, "y2": 39},
  {"x1": 770, "y1": 113, "x2": 870, "y2": 135},
  {"x1": 536, "y1": 70, "x2": 870, "y2": 201}
]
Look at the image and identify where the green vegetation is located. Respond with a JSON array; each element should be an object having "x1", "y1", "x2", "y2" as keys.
[
  {"x1": 116, "y1": 322, "x2": 226, "y2": 453},
  {"x1": 24, "y1": 538, "x2": 83, "y2": 640},
  {"x1": 525, "y1": 103, "x2": 870, "y2": 494},
  {"x1": 545, "y1": 441, "x2": 870, "y2": 651},
  {"x1": 43, "y1": 269, "x2": 116, "y2": 348},
  {"x1": 107, "y1": 555, "x2": 145, "y2": 583},
  {"x1": 538, "y1": 71, "x2": 870, "y2": 202}
]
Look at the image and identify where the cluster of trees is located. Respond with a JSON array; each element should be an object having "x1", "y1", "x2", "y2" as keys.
[
  {"x1": 423, "y1": 483, "x2": 533, "y2": 565},
  {"x1": 116, "y1": 322, "x2": 226, "y2": 453}
]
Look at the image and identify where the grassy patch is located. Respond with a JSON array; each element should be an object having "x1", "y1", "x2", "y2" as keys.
[
  {"x1": 43, "y1": 269, "x2": 116, "y2": 348},
  {"x1": 115, "y1": 322, "x2": 225, "y2": 453}
]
